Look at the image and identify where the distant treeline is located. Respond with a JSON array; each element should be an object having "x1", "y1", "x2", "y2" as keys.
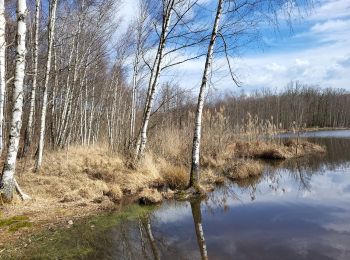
[
  {"x1": 212, "y1": 82, "x2": 350, "y2": 130},
  {"x1": 147, "y1": 81, "x2": 350, "y2": 141}
]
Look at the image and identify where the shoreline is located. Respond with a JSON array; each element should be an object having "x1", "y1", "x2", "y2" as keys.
[
  {"x1": 0, "y1": 139, "x2": 326, "y2": 251},
  {"x1": 278, "y1": 127, "x2": 350, "y2": 134}
]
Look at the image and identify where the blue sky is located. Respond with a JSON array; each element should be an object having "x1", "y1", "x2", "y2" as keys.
[{"x1": 119, "y1": 0, "x2": 350, "y2": 94}]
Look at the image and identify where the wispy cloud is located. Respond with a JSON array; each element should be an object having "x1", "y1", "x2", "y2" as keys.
[
  {"x1": 118, "y1": 0, "x2": 350, "y2": 93},
  {"x1": 308, "y1": 0, "x2": 350, "y2": 21}
]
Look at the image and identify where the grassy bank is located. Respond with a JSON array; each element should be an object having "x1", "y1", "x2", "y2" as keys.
[{"x1": 0, "y1": 139, "x2": 325, "y2": 246}]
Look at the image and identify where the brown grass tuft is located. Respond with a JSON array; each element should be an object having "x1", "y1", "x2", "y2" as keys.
[
  {"x1": 201, "y1": 169, "x2": 225, "y2": 186},
  {"x1": 138, "y1": 188, "x2": 163, "y2": 205},
  {"x1": 230, "y1": 140, "x2": 325, "y2": 160},
  {"x1": 104, "y1": 185, "x2": 123, "y2": 203},
  {"x1": 201, "y1": 155, "x2": 226, "y2": 168},
  {"x1": 223, "y1": 160, "x2": 264, "y2": 180},
  {"x1": 161, "y1": 165, "x2": 188, "y2": 190}
]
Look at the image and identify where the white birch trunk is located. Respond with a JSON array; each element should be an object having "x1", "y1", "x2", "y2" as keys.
[
  {"x1": 83, "y1": 78, "x2": 88, "y2": 145},
  {"x1": 50, "y1": 44, "x2": 58, "y2": 146},
  {"x1": 58, "y1": 1, "x2": 86, "y2": 148},
  {"x1": 55, "y1": 38, "x2": 75, "y2": 146},
  {"x1": 22, "y1": 0, "x2": 41, "y2": 157},
  {"x1": 87, "y1": 69, "x2": 97, "y2": 146},
  {"x1": 136, "y1": 1, "x2": 174, "y2": 159},
  {"x1": 58, "y1": 35, "x2": 82, "y2": 148},
  {"x1": 190, "y1": 0, "x2": 223, "y2": 187},
  {"x1": 35, "y1": 0, "x2": 58, "y2": 171},
  {"x1": 0, "y1": 0, "x2": 6, "y2": 154},
  {"x1": 0, "y1": 0, "x2": 27, "y2": 201},
  {"x1": 129, "y1": 57, "x2": 138, "y2": 149}
]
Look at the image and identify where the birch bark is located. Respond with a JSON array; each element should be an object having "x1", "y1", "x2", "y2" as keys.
[
  {"x1": 0, "y1": 0, "x2": 6, "y2": 154},
  {"x1": 35, "y1": 0, "x2": 58, "y2": 171},
  {"x1": 129, "y1": 54, "x2": 139, "y2": 149},
  {"x1": 189, "y1": 0, "x2": 223, "y2": 187},
  {"x1": 1, "y1": 0, "x2": 27, "y2": 201},
  {"x1": 136, "y1": 0, "x2": 175, "y2": 159},
  {"x1": 22, "y1": 0, "x2": 41, "y2": 157}
]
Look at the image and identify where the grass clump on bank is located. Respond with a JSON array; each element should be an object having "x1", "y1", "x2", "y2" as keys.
[
  {"x1": 160, "y1": 165, "x2": 188, "y2": 190},
  {"x1": 222, "y1": 160, "x2": 264, "y2": 180},
  {"x1": 230, "y1": 140, "x2": 326, "y2": 160}
]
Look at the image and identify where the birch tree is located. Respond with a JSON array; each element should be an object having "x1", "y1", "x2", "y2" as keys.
[
  {"x1": 35, "y1": 0, "x2": 58, "y2": 171},
  {"x1": 22, "y1": 0, "x2": 41, "y2": 157},
  {"x1": 129, "y1": 2, "x2": 146, "y2": 150},
  {"x1": 189, "y1": 0, "x2": 223, "y2": 187},
  {"x1": 136, "y1": 0, "x2": 203, "y2": 160},
  {"x1": 135, "y1": 0, "x2": 175, "y2": 160},
  {"x1": 188, "y1": 0, "x2": 311, "y2": 187},
  {"x1": 0, "y1": 0, "x2": 29, "y2": 201},
  {"x1": 0, "y1": 0, "x2": 5, "y2": 154},
  {"x1": 128, "y1": 0, "x2": 152, "y2": 150}
]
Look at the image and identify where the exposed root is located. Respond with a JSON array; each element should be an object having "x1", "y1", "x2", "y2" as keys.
[{"x1": 14, "y1": 178, "x2": 31, "y2": 201}]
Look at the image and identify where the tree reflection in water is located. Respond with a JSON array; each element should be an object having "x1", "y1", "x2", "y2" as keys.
[
  {"x1": 141, "y1": 215, "x2": 160, "y2": 260},
  {"x1": 190, "y1": 200, "x2": 208, "y2": 260}
]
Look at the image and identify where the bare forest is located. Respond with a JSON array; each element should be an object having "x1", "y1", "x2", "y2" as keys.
[{"x1": 0, "y1": 0, "x2": 348, "y2": 255}]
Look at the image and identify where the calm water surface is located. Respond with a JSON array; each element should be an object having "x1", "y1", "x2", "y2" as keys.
[{"x1": 21, "y1": 130, "x2": 350, "y2": 260}]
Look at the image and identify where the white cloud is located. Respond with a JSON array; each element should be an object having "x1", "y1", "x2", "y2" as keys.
[
  {"x1": 311, "y1": 19, "x2": 350, "y2": 33},
  {"x1": 171, "y1": 41, "x2": 350, "y2": 92},
  {"x1": 309, "y1": 0, "x2": 350, "y2": 21},
  {"x1": 116, "y1": 0, "x2": 139, "y2": 34}
]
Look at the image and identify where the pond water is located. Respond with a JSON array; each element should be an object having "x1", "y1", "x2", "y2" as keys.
[{"x1": 16, "y1": 130, "x2": 350, "y2": 259}]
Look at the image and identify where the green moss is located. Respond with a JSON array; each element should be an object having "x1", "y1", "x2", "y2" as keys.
[
  {"x1": 6, "y1": 204, "x2": 156, "y2": 259},
  {"x1": 0, "y1": 215, "x2": 32, "y2": 232},
  {"x1": 8, "y1": 221, "x2": 33, "y2": 232}
]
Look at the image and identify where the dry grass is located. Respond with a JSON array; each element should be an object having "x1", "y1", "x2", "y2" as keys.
[
  {"x1": 2, "y1": 139, "x2": 324, "y2": 222},
  {"x1": 222, "y1": 160, "x2": 264, "y2": 180},
  {"x1": 0, "y1": 134, "x2": 325, "y2": 246},
  {"x1": 201, "y1": 169, "x2": 225, "y2": 186},
  {"x1": 229, "y1": 140, "x2": 325, "y2": 160},
  {"x1": 1, "y1": 146, "x2": 166, "y2": 227},
  {"x1": 160, "y1": 164, "x2": 188, "y2": 190},
  {"x1": 138, "y1": 188, "x2": 163, "y2": 205},
  {"x1": 149, "y1": 128, "x2": 192, "y2": 165},
  {"x1": 201, "y1": 155, "x2": 226, "y2": 168},
  {"x1": 104, "y1": 185, "x2": 123, "y2": 203}
]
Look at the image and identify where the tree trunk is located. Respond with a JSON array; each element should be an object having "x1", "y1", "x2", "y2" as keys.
[
  {"x1": 129, "y1": 56, "x2": 138, "y2": 149},
  {"x1": 22, "y1": 0, "x2": 41, "y2": 157},
  {"x1": 0, "y1": 0, "x2": 27, "y2": 201},
  {"x1": 189, "y1": 0, "x2": 223, "y2": 187},
  {"x1": 35, "y1": 0, "x2": 58, "y2": 172},
  {"x1": 136, "y1": 0, "x2": 175, "y2": 160},
  {"x1": 55, "y1": 37, "x2": 75, "y2": 147},
  {"x1": 0, "y1": 0, "x2": 6, "y2": 154}
]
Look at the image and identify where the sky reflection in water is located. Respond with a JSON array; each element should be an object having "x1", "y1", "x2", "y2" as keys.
[{"x1": 150, "y1": 131, "x2": 350, "y2": 260}]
